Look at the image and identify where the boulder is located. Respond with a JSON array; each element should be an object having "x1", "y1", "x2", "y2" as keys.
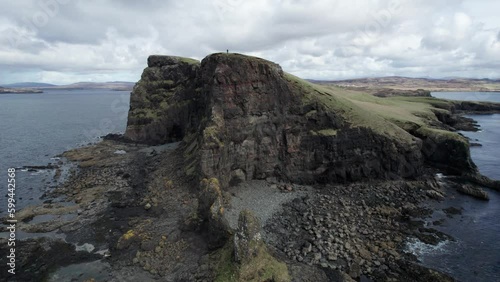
[
  {"x1": 457, "y1": 184, "x2": 489, "y2": 201},
  {"x1": 125, "y1": 53, "x2": 484, "y2": 189},
  {"x1": 198, "y1": 178, "x2": 232, "y2": 249}
]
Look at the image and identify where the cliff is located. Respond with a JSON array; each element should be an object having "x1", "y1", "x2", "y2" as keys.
[{"x1": 124, "y1": 53, "x2": 495, "y2": 190}]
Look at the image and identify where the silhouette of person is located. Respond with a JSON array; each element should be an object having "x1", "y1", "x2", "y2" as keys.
[{"x1": 227, "y1": 49, "x2": 229, "y2": 54}]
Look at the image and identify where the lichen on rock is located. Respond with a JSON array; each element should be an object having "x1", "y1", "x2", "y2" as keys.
[{"x1": 233, "y1": 210, "x2": 262, "y2": 263}]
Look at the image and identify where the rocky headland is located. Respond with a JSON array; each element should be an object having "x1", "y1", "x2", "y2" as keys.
[{"x1": 2, "y1": 53, "x2": 500, "y2": 282}]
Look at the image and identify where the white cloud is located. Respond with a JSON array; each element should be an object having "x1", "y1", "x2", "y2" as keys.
[{"x1": 0, "y1": 0, "x2": 498, "y2": 84}]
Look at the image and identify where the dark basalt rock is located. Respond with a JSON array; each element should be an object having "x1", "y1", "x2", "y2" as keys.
[
  {"x1": 197, "y1": 178, "x2": 232, "y2": 249},
  {"x1": 126, "y1": 54, "x2": 424, "y2": 187},
  {"x1": 125, "y1": 55, "x2": 202, "y2": 145},
  {"x1": 233, "y1": 210, "x2": 262, "y2": 263},
  {"x1": 124, "y1": 53, "x2": 483, "y2": 189},
  {"x1": 453, "y1": 101, "x2": 500, "y2": 114},
  {"x1": 457, "y1": 184, "x2": 489, "y2": 200}
]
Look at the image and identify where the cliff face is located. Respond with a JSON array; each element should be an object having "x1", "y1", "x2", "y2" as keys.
[
  {"x1": 125, "y1": 53, "x2": 477, "y2": 188},
  {"x1": 195, "y1": 54, "x2": 425, "y2": 187},
  {"x1": 125, "y1": 55, "x2": 202, "y2": 144}
]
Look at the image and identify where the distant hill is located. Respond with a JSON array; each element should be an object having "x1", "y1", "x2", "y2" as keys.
[
  {"x1": 311, "y1": 76, "x2": 500, "y2": 92},
  {"x1": 1, "y1": 81, "x2": 135, "y2": 91},
  {"x1": 1, "y1": 82, "x2": 56, "y2": 88},
  {"x1": 0, "y1": 86, "x2": 43, "y2": 94},
  {"x1": 48, "y1": 81, "x2": 135, "y2": 91}
]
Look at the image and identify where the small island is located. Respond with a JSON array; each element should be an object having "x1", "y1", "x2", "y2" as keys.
[{"x1": 0, "y1": 86, "x2": 43, "y2": 94}]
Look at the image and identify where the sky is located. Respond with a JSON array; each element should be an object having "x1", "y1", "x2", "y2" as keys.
[{"x1": 0, "y1": 0, "x2": 499, "y2": 84}]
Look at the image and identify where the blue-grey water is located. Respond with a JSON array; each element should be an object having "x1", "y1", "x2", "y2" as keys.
[
  {"x1": 0, "y1": 90, "x2": 498, "y2": 281},
  {"x1": 0, "y1": 89, "x2": 130, "y2": 216},
  {"x1": 410, "y1": 92, "x2": 500, "y2": 281}
]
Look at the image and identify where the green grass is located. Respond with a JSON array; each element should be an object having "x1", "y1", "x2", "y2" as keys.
[
  {"x1": 212, "y1": 241, "x2": 290, "y2": 282},
  {"x1": 283, "y1": 72, "x2": 473, "y2": 148},
  {"x1": 386, "y1": 96, "x2": 455, "y2": 110},
  {"x1": 416, "y1": 126, "x2": 466, "y2": 142},
  {"x1": 239, "y1": 241, "x2": 290, "y2": 282},
  {"x1": 213, "y1": 242, "x2": 238, "y2": 282},
  {"x1": 317, "y1": 129, "x2": 338, "y2": 136},
  {"x1": 285, "y1": 73, "x2": 417, "y2": 145}
]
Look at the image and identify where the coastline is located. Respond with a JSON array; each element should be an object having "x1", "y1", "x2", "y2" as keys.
[
  {"x1": 2, "y1": 109, "x2": 499, "y2": 281},
  {"x1": 2, "y1": 54, "x2": 500, "y2": 281}
]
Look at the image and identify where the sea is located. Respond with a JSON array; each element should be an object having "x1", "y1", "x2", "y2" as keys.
[
  {"x1": 406, "y1": 92, "x2": 500, "y2": 281},
  {"x1": 0, "y1": 89, "x2": 130, "y2": 217},
  {"x1": 0, "y1": 90, "x2": 498, "y2": 281}
]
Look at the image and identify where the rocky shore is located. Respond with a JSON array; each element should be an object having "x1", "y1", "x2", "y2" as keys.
[
  {"x1": 264, "y1": 179, "x2": 456, "y2": 281},
  {"x1": 3, "y1": 53, "x2": 500, "y2": 282},
  {"x1": 1, "y1": 139, "x2": 487, "y2": 281}
]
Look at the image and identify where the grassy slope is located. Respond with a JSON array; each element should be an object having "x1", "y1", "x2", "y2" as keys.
[{"x1": 284, "y1": 73, "x2": 466, "y2": 146}]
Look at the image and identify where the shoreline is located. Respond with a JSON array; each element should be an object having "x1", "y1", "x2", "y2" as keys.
[
  {"x1": 0, "y1": 70, "x2": 500, "y2": 281},
  {"x1": 1, "y1": 131, "x2": 497, "y2": 281}
]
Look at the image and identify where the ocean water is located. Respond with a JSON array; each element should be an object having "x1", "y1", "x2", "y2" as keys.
[
  {"x1": 432, "y1": 91, "x2": 500, "y2": 180},
  {"x1": 0, "y1": 89, "x2": 130, "y2": 216},
  {"x1": 409, "y1": 92, "x2": 500, "y2": 281},
  {"x1": 432, "y1": 91, "x2": 500, "y2": 104}
]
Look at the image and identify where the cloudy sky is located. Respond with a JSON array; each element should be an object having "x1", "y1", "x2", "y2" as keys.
[{"x1": 0, "y1": 0, "x2": 499, "y2": 84}]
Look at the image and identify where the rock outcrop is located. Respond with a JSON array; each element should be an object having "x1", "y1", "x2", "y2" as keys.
[
  {"x1": 211, "y1": 210, "x2": 291, "y2": 281},
  {"x1": 456, "y1": 184, "x2": 489, "y2": 200},
  {"x1": 197, "y1": 178, "x2": 232, "y2": 249},
  {"x1": 125, "y1": 53, "x2": 438, "y2": 188}
]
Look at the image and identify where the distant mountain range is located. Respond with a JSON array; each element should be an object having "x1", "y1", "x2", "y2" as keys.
[
  {"x1": 0, "y1": 81, "x2": 135, "y2": 91},
  {"x1": 4, "y1": 77, "x2": 500, "y2": 94},
  {"x1": 311, "y1": 76, "x2": 500, "y2": 92},
  {"x1": 1, "y1": 82, "x2": 56, "y2": 88}
]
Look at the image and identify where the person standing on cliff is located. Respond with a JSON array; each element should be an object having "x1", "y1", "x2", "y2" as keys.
[{"x1": 227, "y1": 49, "x2": 229, "y2": 54}]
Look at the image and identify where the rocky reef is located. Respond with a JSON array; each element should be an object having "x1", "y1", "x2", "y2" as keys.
[{"x1": 121, "y1": 53, "x2": 500, "y2": 280}]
